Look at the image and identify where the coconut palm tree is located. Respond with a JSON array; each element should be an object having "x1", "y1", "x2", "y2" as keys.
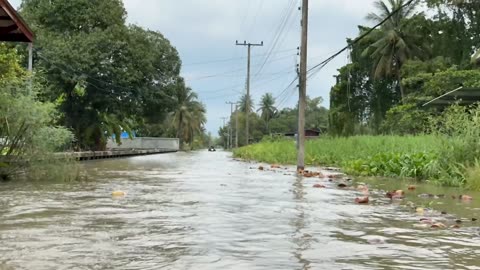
[
  {"x1": 257, "y1": 93, "x2": 277, "y2": 133},
  {"x1": 362, "y1": 0, "x2": 423, "y2": 101},
  {"x1": 186, "y1": 102, "x2": 207, "y2": 145},
  {"x1": 171, "y1": 84, "x2": 206, "y2": 148},
  {"x1": 238, "y1": 94, "x2": 254, "y2": 114}
]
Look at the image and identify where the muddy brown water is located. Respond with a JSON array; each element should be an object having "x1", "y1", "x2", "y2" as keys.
[{"x1": 1, "y1": 151, "x2": 480, "y2": 269}]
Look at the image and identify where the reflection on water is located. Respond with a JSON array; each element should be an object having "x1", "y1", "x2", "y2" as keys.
[{"x1": 1, "y1": 151, "x2": 480, "y2": 269}]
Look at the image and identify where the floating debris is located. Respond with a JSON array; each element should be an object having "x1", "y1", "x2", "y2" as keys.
[
  {"x1": 258, "y1": 166, "x2": 264, "y2": 171},
  {"x1": 431, "y1": 222, "x2": 447, "y2": 229},
  {"x1": 355, "y1": 197, "x2": 369, "y2": 204},
  {"x1": 387, "y1": 190, "x2": 405, "y2": 199},
  {"x1": 408, "y1": 185, "x2": 417, "y2": 191},
  {"x1": 460, "y1": 195, "x2": 473, "y2": 201},
  {"x1": 270, "y1": 164, "x2": 281, "y2": 169},
  {"x1": 413, "y1": 223, "x2": 430, "y2": 229},
  {"x1": 112, "y1": 191, "x2": 126, "y2": 197}
]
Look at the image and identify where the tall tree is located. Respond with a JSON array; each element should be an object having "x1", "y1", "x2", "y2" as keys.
[
  {"x1": 20, "y1": 0, "x2": 184, "y2": 150},
  {"x1": 170, "y1": 81, "x2": 206, "y2": 148},
  {"x1": 257, "y1": 93, "x2": 277, "y2": 133},
  {"x1": 362, "y1": 0, "x2": 425, "y2": 101},
  {"x1": 238, "y1": 94, "x2": 254, "y2": 113}
]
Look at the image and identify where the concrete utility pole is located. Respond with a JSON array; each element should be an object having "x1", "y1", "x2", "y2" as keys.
[
  {"x1": 235, "y1": 40, "x2": 263, "y2": 146},
  {"x1": 221, "y1": 117, "x2": 228, "y2": 149},
  {"x1": 226, "y1": 101, "x2": 237, "y2": 149},
  {"x1": 297, "y1": 0, "x2": 309, "y2": 171},
  {"x1": 235, "y1": 104, "x2": 239, "y2": 148}
]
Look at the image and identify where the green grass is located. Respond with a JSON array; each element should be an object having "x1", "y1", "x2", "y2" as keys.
[
  {"x1": 235, "y1": 135, "x2": 440, "y2": 165},
  {"x1": 234, "y1": 135, "x2": 447, "y2": 182}
]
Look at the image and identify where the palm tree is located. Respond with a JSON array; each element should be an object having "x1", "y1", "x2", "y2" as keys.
[
  {"x1": 362, "y1": 0, "x2": 423, "y2": 102},
  {"x1": 186, "y1": 102, "x2": 207, "y2": 145},
  {"x1": 171, "y1": 84, "x2": 206, "y2": 148},
  {"x1": 238, "y1": 94, "x2": 254, "y2": 114},
  {"x1": 257, "y1": 93, "x2": 277, "y2": 133}
]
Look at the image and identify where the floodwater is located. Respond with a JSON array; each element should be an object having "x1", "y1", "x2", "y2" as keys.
[{"x1": 1, "y1": 151, "x2": 480, "y2": 269}]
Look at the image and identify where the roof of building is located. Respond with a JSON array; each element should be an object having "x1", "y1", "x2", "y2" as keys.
[
  {"x1": 0, "y1": 0, "x2": 34, "y2": 42},
  {"x1": 423, "y1": 87, "x2": 480, "y2": 107}
]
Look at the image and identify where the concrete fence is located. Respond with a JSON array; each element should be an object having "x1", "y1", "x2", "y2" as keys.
[{"x1": 107, "y1": 137, "x2": 179, "y2": 151}]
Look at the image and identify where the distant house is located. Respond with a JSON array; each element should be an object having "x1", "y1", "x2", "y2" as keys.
[
  {"x1": 0, "y1": 0, "x2": 35, "y2": 71},
  {"x1": 284, "y1": 129, "x2": 321, "y2": 139}
]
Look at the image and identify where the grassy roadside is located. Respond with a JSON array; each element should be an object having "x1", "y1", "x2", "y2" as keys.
[{"x1": 233, "y1": 135, "x2": 479, "y2": 189}]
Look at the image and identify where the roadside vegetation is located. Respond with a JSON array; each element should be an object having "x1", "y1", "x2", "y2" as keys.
[
  {"x1": 1, "y1": 0, "x2": 210, "y2": 180},
  {"x1": 235, "y1": 0, "x2": 480, "y2": 190},
  {"x1": 235, "y1": 103, "x2": 480, "y2": 190}
]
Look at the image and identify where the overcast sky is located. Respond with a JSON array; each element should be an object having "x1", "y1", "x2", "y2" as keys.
[{"x1": 11, "y1": 0, "x2": 378, "y2": 135}]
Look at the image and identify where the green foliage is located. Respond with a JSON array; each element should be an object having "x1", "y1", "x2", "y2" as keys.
[
  {"x1": 170, "y1": 81, "x2": 207, "y2": 149},
  {"x1": 0, "y1": 46, "x2": 74, "y2": 180},
  {"x1": 234, "y1": 135, "x2": 441, "y2": 172},
  {"x1": 329, "y1": 0, "x2": 480, "y2": 137},
  {"x1": 257, "y1": 93, "x2": 277, "y2": 132},
  {"x1": 344, "y1": 152, "x2": 437, "y2": 178},
  {"x1": 465, "y1": 160, "x2": 480, "y2": 191},
  {"x1": 19, "y1": 0, "x2": 204, "y2": 150},
  {"x1": 382, "y1": 104, "x2": 432, "y2": 134}
]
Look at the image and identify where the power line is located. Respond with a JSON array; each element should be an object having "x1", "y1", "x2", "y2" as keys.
[
  {"x1": 182, "y1": 48, "x2": 296, "y2": 66},
  {"x1": 185, "y1": 53, "x2": 296, "y2": 81},
  {"x1": 254, "y1": 0, "x2": 298, "y2": 79},
  {"x1": 306, "y1": 0, "x2": 416, "y2": 79}
]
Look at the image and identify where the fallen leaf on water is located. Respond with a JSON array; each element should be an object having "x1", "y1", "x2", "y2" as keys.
[
  {"x1": 303, "y1": 172, "x2": 315, "y2": 178},
  {"x1": 355, "y1": 197, "x2": 369, "y2": 204},
  {"x1": 386, "y1": 190, "x2": 404, "y2": 199},
  {"x1": 112, "y1": 191, "x2": 126, "y2": 197},
  {"x1": 413, "y1": 223, "x2": 429, "y2": 229},
  {"x1": 270, "y1": 164, "x2": 281, "y2": 169},
  {"x1": 431, "y1": 222, "x2": 446, "y2": 229},
  {"x1": 460, "y1": 195, "x2": 473, "y2": 201},
  {"x1": 313, "y1": 184, "x2": 326, "y2": 188},
  {"x1": 357, "y1": 185, "x2": 367, "y2": 191},
  {"x1": 408, "y1": 185, "x2": 417, "y2": 191}
]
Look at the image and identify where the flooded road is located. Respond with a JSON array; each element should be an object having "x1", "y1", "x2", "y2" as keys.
[{"x1": 1, "y1": 151, "x2": 480, "y2": 269}]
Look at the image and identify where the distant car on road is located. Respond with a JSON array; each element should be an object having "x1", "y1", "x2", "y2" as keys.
[{"x1": 208, "y1": 146, "x2": 216, "y2": 152}]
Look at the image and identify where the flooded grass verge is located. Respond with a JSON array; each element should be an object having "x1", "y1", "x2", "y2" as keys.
[{"x1": 233, "y1": 135, "x2": 480, "y2": 190}]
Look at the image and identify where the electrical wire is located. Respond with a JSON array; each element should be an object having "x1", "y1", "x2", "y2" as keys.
[
  {"x1": 305, "y1": 0, "x2": 416, "y2": 79},
  {"x1": 253, "y1": 0, "x2": 298, "y2": 78}
]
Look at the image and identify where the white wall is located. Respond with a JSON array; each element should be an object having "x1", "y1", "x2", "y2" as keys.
[{"x1": 107, "y1": 137, "x2": 179, "y2": 150}]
